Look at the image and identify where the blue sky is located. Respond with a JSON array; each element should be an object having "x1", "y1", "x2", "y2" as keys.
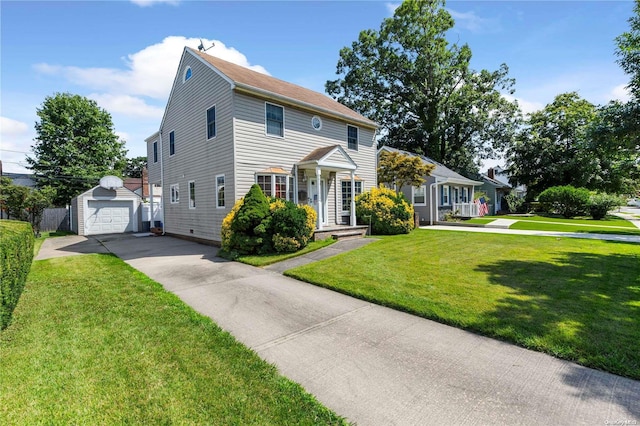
[{"x1": 0, "y1": 0, "x2": 634, "y2": 174}]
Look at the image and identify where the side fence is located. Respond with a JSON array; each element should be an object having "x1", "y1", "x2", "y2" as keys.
[{"x1": 0, "y1": 207, "x2": 71, "y2": 232}]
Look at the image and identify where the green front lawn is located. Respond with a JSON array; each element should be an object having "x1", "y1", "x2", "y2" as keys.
[
  {"x1": 466, "y1": 214, "x2": 640, "y2": 235},
  {"x1": 233, "y1": 238, "x2": 336, "y2": 267},
  {"x1": 285, "y1": 230, "x2": 640, "y2": 379},
  {"x1": 0, "y1": 255, "x2": 343, "y2": 425}
]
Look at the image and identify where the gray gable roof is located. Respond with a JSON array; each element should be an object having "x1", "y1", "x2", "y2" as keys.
[{"x1": 378, "y1": 146, "x2": 482, "y2": 186}]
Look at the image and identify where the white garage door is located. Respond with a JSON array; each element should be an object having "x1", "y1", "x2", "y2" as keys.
[{"x1": 86, "y1": 200, "x2": 134, "y2": 235}]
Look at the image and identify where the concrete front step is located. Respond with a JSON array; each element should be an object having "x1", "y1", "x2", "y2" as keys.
[{"x1": 314, "y1": 225, "x2": 368, "y2": 241}]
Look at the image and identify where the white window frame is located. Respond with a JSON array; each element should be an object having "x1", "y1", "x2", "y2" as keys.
[
  {"x1": 412, "y1": 185, "x2": 427, "y2": 206},
  {"x1": 169, "y1": 130, "x2": 176, "y2": 156},
  {"x1": 442, "y1": 185, "x2": 450, "y2": 206},
  {"x1": 170, "y1": 183, "x2": 179, "y2": 204},
  {"x1": 183, "y1": 66, "x2": 192, "y2": 82},
  {"x1": 255, "y1": 174, "x2": 292, "y2": 200},
  {"x1": 462, "y1": 187, "x2": 469, "y2": 203},
  {"x1": 347, "y1": 124, "x2": 359, "y2": 151},
  {"x1": 265, "y1": 102, "x2": 285, "y2": 138},
  {"x1": 216, "y1": 175, "x2": 225, "y2": 209},
  {"x1": 206, "y1": 104, "x2": 216, "y2": 140},
  {"x1": 341, "y1": 180, "x2": 363, "y2": 214},
  {"x1": 188, "y1": 180, "x2": 196, "y2": 209},
  {"x1": 153, "y1": 141, "x2": 158, "y2": 163},
  {"x1": 453, "y1": 187, "x2": 460, "y2": 204}
]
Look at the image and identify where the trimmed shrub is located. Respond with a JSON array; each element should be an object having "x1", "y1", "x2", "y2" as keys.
[
  {"x1": 355, "y1": 186, "x2": 414, "y2": 235},
  {"x1": 270, "y1": 200, "x2": 314, "y2": 253},
  {"x1": 538, "y1": 185, "x2": 590, "y2": 218},
  {"x1": 0, "y1": 220, "x2": 34, "y2": 329},
  {"x1": 229, "y1": 184, "x2": 271, "y2": 254},
  {"x1": 221, "y1": 197, "x2": 244, "y2": 252},
  {"x1": 588, "y1": 193, "x2": 624, "y2": 220}
]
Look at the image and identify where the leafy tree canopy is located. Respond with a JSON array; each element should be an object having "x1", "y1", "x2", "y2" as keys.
[
  {"x1": 378, "y1": 149, "x2": 435, "y2": 193},
  {"x1": 506, "y1": 92, "x2": 598, "y2": 199},
  {"x1": 326, "y1": 0, "x2": 521, "y2": 177},
  {"x1": 125, "y1": 156, "x2": 148, "y2": 179},
  {"x1": 616, "y1": 0, "x2": 640, "y2": 99},
  {"x1": 27, "y1": 93, "x2": 127, "y2": 205}
]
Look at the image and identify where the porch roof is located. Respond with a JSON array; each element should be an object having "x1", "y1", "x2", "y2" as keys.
[{"x1": 298, "y1": 145, "x2": 357, "y2": 172}]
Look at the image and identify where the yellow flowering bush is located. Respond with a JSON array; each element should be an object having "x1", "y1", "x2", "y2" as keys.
[
  {"x1": 221, "y1": 197, "x2": 244, "y2": 251},
  {"x1": 356, "y1": 186, "x2": 414, "y2": 234}
]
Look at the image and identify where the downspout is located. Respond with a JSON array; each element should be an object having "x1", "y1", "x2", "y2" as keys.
[
  {"x1": 159, "y1": 130, "x2": 165, "y2": 235},
  {"x1": 293, "y1": 164, "x2": 298, "y2": 204},
  {"x1": 429, "y1": 178, "x2": 439, "y2": 226}
]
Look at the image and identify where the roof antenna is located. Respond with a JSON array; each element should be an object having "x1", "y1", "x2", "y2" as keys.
[{"x1": 198, "y1": 39, "x2": 215, "y2": 52}]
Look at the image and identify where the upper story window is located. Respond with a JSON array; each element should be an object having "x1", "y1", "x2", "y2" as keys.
[
  {"x1": 169, "y1": 130, "x2": 175, "y2": 156},
  {"x1": 153, "y1": 141, "x2": 158, "y2": 163},
  {"x1": 266, "y1": 103, "x2": 284, "y2": 137},
  {"x1": 207, "y1": 105, "x2": 216, "y2": 139},
  {"x1": 183, "y1": 67, "x2": 192, "y2": 82},
  {"x1": 413, "y1": 185, "x2": 426, "y2": 206},
  {"x1": 347, "y1": 125, "x2": 358, "y2": 150}
]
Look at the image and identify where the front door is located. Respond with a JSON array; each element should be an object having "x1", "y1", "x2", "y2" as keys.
[{"x1": 308, "y1": 178, "x2": 328, "y2": 225}]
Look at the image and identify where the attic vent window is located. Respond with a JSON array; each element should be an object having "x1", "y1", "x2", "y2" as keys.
[{"x1": 184, "y1": 67, "x2": 192, "y2": 82}]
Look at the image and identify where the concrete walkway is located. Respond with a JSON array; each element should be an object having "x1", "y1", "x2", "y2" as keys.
[{"x1": 35, "y1": 234, "x2": 640, "y2": 425}]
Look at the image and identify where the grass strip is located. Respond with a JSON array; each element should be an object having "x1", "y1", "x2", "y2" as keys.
[
  {"x1": 0, "y1": 254, "x2": 344, "y2": 425},
  {"x1": 285, "y1": 229, "x2": 640, "y2": 380},
  {"x1": 233, "y1": 238, "x2": 336, "y2": 267}
]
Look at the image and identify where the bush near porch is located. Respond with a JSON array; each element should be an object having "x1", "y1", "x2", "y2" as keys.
[
  {"x1": 355, "y1": 186, "x2": 414, "y2": 235},
  {"x1": 221, "y1": 184, "x2": 316, "y2": 257}
]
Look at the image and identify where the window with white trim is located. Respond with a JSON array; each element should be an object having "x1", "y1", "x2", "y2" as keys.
[
  {"x1": 216, "y1": 175, "x2": 225, "y2": 208},
  {"x1": 256, "y1": 174, "x2": 292, "y2": 200},
  {"x1": 183, "y1": 67, "x2": 192, "y2": 82},
  {"x1": 341, "y1": 180, "x2": 363, "y2": 213},
  {"x1": 170, "y1": 183, "x2": 179, "y2": 204},
  {"x1": 441, "y1": 185, "x2": 450, "y2": 205},
  {"x1": 462, "y1": 187, "x2": 469, "y2": 203},
  {"x1": 188, "y1": 181, "x2": 196, "y2": 209},
  {"x1": 347, "y1": 125, "x2": 358, "y2": 150},
  {"x1": 265, "y1": 103, "x2": 284, "y2": 137},
  {"x1": 453, "y1": 187, "x2": 460, "y2": 203},
  {"x1": 169, "y1": 130, "x2": 175, "y2": 156},
  {"x1": 206, "y1": 105, "x2": 216, "y2": 139},
  {"x1": 413, "y1": 185, "x2": 426, "y2": 206},
  {"x1": 153, "y1": 141, "x2": 158, "y2": 163}
]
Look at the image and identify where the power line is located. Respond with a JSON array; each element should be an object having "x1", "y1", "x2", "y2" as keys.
[{"x1": 0, "y1": 148, "x2": 31, "y2": 154}]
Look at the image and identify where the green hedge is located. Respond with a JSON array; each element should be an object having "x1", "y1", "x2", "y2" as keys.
[{"x1": 0, "y1": 220, "x2": 34, "y2": 330}]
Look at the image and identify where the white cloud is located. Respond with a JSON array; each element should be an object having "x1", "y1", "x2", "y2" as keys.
[
  {"x1": 385, "y1": 2, "x2": 401, "y2": 15},
  {"x1": 448, "y1": 8, "x2": 497, "y2": 33},
  {"x1": 502, "y1": 94, "x2": 543, "y2": 115},
  {"x1": 88, "y1": 93, "x2": 164, "y2": 120},
  {"x1": 33, "y1": 36, "x2": 269, "y2": 100},
  {"x1": 130, "y1": 0, "x2": 180, "y2": 7},
  {"x1": 0, "y1": 116, "x2": 33, "y2": 174},
  {"x1": 610, "y1": 83, "x2": 631, "y2": 102}
]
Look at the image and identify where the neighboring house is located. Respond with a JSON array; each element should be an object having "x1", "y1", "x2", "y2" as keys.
[
  {"x1": 146, "y1": 47, "x2": 378, "y2": 244},
  {"x1": 378, "y1": 147, "x2": 482, "y2": 224},
  {"x1": 3, "y1": 172, "x2": 36, "y2": 188},
  {"x1": 479, "y1": 174, "x2": 511, "y2": 215},
  {"x1": 487, "y1": 166, "x2": 526, "y2": 198}
]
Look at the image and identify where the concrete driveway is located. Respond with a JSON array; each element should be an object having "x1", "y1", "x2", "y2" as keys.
[{"x1": 37, "y1": 234, "x2": 640, "y2": 425}]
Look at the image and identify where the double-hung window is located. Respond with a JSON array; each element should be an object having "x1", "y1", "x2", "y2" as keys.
[
  {"x1": 441, "y1": 185, "x2": 450, "y2": 206},
  {"x1": 170, "y1": 183, "x2": 179, "y2": 204},
  {"x1": 413, "y1": 185, "x2": 426, "y2": 206},
  {"x1": 188, "y1": 181, "x2": 196, "y2": 209},
  {"x1": 216, "y1": 175, "x2": 225, "y2": 208},
  {"x1": 341, "y1": 180, "x2": 363, "y2": 213},
  {"x1": 266, "y1": 103, "x2": 284, "y2": 137},
  {"x1": 169, "y1": 130, "x2": 175, "y2": 156},
  {"x1": 347, "y1": 125, "x2": 358, "y2": 150},
  {"x1": 206, "y1": 106, "x2": 216, "y2": 139}
]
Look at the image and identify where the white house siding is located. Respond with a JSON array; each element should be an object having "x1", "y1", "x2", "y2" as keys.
[
  {"x1": 233, "y1": 92, "x2": 377, "y2": 227},
  {"x1": 146, "y1": 132, "x2": 160, "y2": 185},
  {"x1": 158, "y1": 51, "x2": 235, "y2": 242}
]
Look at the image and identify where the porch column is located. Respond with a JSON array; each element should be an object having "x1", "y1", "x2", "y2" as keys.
[
  {"x1": 350, "y1": 171, "x2": 356, "y2": 226},
  {"x1": 316, "y1": 167, "x2": 323, "y2": 230}
]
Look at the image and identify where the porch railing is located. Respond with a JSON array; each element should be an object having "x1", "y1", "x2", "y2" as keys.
[{"x1": 452, "y1": 202, "x2": 479, "y2": 217}]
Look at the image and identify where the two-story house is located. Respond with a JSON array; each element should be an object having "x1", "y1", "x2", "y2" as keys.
[{"x1": 146, "y1": 47, "x2": 378, "y2": 244}]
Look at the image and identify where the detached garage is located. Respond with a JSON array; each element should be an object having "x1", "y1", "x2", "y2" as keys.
[{"x1": 71, "y1": 177, "x2": 142, "y2": 236}]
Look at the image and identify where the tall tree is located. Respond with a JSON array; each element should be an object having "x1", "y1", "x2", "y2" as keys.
[
  {"x1": 326, "y1": 0, "x2": 521, "y2": 176},
  {"x1": 125, "y1": 156, "x2": 148, "y2": 178},
  {"x1": 616, "y1": 0, "x2": 640, "y2": 99},
  {"x1": 27, "y1": 93, "x2": 127, "y2": 205},
  {"x1": 506, "y1": 93, "x2": 597, "y2": 199}
]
